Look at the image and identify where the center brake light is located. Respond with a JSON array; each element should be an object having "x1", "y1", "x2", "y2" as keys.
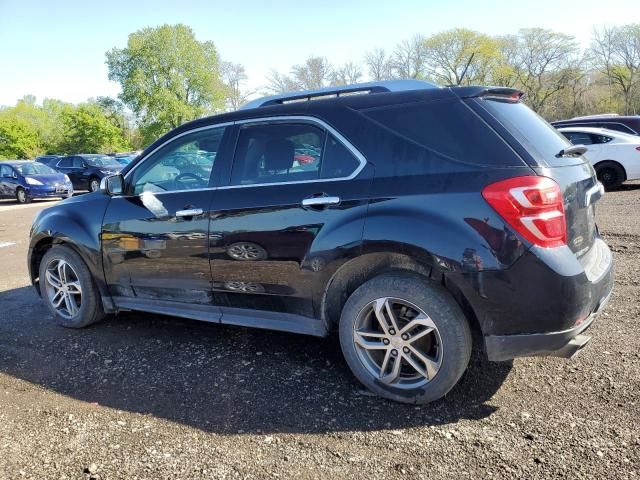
[{"x1": 482, "y1": 176, "x2": 566, "y2": 248}]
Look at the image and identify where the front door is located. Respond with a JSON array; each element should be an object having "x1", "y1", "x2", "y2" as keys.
[
  {"x1": 208, "y1": 119, "x2": 371, "y2": 319},
  {"x1": 101, "y1": 124, "x2": 231, "y2": 305}
]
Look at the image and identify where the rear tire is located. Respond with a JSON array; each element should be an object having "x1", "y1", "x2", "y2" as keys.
[
  {"x1": 339, "y1": 273, "x2": 472, "y2": 404},
  {"x1": 595, "y1": 162, "x2": 625, "y2": 190},
  {"x1": 39, "y1": 245, "x2": 104, "y2": 328},
  {"x1": 16, "y1": 188, "x2": 31, "y2": 204}
]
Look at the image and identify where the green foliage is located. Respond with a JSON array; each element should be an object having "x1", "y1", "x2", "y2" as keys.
[
  {"x1": 0, "y1": 114, "x2": 42, "y2": 159},
  {"x1": 57, "y1": 103, "x2": 130, "y2": 154},
  {"x1": 106, "y1": 24, "x2": 226, "y2": 144}
]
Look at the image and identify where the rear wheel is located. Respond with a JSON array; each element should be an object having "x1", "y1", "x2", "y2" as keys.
[
  {"x1": 339, "y1": 273, "x2": 472, "y2": 404},
  {"x1": 39, "y1": 245, "x2": 104, "y2": 328},
  {"x1": 595, "y1": 162, "x2": 625, "y2": 190},
  {"x1": 16, "y1": 187, "x2": 30, "y2": 204}
]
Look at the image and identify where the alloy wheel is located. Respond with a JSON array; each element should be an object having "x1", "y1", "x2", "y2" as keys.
[
  {"x1": 90, "y1": 179, "x2": 100, "y2": 192},
  {"x1": 17, "y1": 189, "x2": 27, "y2": 203},
  {"x1": 353, "y1": 297, "x2": 443, "y2": 389},
  {"x1": 44, "y1": 259, "x2": 82, "y2": 319}
]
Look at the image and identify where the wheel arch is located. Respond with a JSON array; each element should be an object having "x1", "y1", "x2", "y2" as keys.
[{"x1": 320, "y1": 251, "x2": 482, "y2": 342}]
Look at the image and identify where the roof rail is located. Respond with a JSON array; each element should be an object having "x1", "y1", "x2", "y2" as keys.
[{"x1": 240, "y1": 80, "x2": 438, "y2": 110}]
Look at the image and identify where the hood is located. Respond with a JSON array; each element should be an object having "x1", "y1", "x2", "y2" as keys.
[{"x1": 25, "y1": 173, "x2": 69, "y2": 184}]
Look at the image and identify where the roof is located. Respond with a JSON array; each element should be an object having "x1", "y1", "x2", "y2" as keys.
[{"x1": 2, "y1": 160, "x2": 32, "y2": 165}]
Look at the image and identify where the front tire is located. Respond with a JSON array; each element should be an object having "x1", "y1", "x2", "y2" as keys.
[
  {"x1": 16, "y1": 187, "x2": 31, "y2": 204},
  {"x1": 89, "y1": 177, "x2": 100, "y2": 192},
  {"x1": 39, "y1": 245, "x2": 104, "y2": 328},
  {"x1": 339, "y1": 273, "x2": 472, "y2": 404}
]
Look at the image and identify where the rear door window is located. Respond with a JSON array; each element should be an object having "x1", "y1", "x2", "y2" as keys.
[{"x1": 57, "y1": 157, "x2": 72, "y2": 168}]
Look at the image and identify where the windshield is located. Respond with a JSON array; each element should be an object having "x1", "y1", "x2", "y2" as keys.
[
  {"x1": 85, "y1": 156, "x2": 121, "y2": 167},
  {"x1": 15, "y1": 163, "x2": 57, "y2": 175}
]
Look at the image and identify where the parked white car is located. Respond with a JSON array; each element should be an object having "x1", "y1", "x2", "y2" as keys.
[{"x1": 559, "y1": 127, "x2": 640, "y2": 189}]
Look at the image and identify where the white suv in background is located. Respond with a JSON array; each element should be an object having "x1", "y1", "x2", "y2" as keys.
[{"x1": 559, "y1": 127, "x2": 640, "y2": 190}]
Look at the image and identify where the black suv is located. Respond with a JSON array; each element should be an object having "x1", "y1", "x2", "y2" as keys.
[
  {"x1": 28, "y1": 81, "x2": 613, "y2": 404},
  {"x1": 551, "y1": 115, "x2": 640, "y2": 135},
  {"x1": 51, "y1": 154, "x2": 123, "y2": 192}
]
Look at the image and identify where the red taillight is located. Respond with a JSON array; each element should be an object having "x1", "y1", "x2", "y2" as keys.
[
  {"x1": 482, "y1": 176, "x2": 566, "y2": 248},
  {"x1": 635, "y1": 146, "x2": 640, "y2": 152}
]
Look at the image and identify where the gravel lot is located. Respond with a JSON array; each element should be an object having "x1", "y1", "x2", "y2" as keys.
[{"x1": 0, "y1": 186, "x2": 638, "y2": 480}]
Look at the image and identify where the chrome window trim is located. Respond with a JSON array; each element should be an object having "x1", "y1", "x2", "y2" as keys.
[{"x1": 117, "y1": 115, "x2": 367, "y2": 197}]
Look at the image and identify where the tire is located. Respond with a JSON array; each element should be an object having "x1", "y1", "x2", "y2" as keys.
[
  {"x1": 39, "y1": 245, "x2": 105, "y2": 328},
  {"x1": 339, "y1": 273, "x2": 472, "y2": 404},
  {"x1": 89, "y1": 177, "x2": 100, "y2": 192},
  {"x1": 16, "y1": 188, "x2": 31, "y2": 204},
  {"x1": 595, "y1": 162, "x2": 625, "y2": 190}
]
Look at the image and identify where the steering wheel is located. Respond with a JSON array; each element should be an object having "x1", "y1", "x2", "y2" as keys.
[{"x1": 173, "y1": 172, "x2": 207, "y2": 189}]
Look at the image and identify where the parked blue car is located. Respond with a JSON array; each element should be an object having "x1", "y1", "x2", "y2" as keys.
[{"x1": 0, "y1": 161, "x2": 73, "y2": 204}]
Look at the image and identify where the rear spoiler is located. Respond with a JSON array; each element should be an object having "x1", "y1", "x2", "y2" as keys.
[{"x1": 451, "y1": 86, "x2": 525, "y2": 102}]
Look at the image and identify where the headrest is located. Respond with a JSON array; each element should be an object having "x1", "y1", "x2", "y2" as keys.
[{"x1": 264, "y1": 139, "x2": 294, "y2": 171}]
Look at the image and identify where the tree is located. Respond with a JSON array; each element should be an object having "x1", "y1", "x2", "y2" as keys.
[
  {"x1": 590, "y1": 24, "x2": 640, "y2": 114},
  {"x1": 331, "y1": 62, "x2": 363, "y2": 85},
  {"x1": 509, "y1": 28, "x2": 581, "y2": 113},
  {"x1": 266, "y1": 56, "x2": 335, "y2": 93},
  {"x1": 0, "y1": 115, "x2": 42, "y2": 159},
  {"x1": 423, "y1": 29, "x2": 503, "y2": 85},
  {"x1": 364, "y1": 48, "x2": 393, "y2": 81},
  {"x1": 390, "y1": 35, "x2": 426, "y2": 79},
  {"x1": 106, "y1": 24, "x2": 226, "y2": 143},
  {"x1": 57, "y1": 103, "x2": 130, "y2": 154},
  {"x1": 221, "y1": 62, "x2": 251, "y2": 110}
]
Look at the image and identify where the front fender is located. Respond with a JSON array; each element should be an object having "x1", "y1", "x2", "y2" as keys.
[{"x1": 29, "y1": 193, "x2": 112, "y2": 299}]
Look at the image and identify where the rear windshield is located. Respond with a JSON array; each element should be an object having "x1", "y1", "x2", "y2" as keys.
[
  {"x1": 475, "y1": 99, "x2": 580, "y2": 167},
  {"x1": 85, "y1": 156, "x2": 121, "y2": 167}
]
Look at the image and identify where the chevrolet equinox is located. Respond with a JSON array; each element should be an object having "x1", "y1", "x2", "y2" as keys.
[{"x1": 28, "y1": 80, "x2": 614, "y2": 404}]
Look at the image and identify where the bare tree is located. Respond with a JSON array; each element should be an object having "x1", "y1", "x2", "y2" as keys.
[
  {"x1": 364, "y1": 48, "x2": 393, "y2": 80},
  {"x1": 390, "y1": 35, "x2": 426, "y2": 79},
  {"x1": 590, "y1": 24, "x2": 640, "y2": 114},
  {"x1": 291, "y1": 56, "x2": 334, "y2": 89},
  {"x1": 221, "y1": 61, "x2": 251, "y2": 110},
  {"x1": 509, "y1": 28, "x2": 581, "y2": 113},
  {"x1": 331, "y1": 62, "x2": 363, "y2": 85},
  {"x1": 265, "y1": 70, "x2": 300, "y2": 94}
]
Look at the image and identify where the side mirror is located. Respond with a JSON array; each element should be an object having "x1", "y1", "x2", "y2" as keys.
[{"x1": 101, "y1": 174, "x2": 124, "y2": 196}]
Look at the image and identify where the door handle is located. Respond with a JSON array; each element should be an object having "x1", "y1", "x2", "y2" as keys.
[
  {"x1": 301, "y1": 196, "x2": 341, "y2": 208},
  {"x1": 176, "y1": 208, "x2": 203, "y2": 217}
]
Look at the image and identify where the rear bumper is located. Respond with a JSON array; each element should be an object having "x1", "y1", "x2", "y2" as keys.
[
  {"x1": 484, "y1": 288, "x2": 612, "y2": 361},
  {"x1": 446, "y1": 237, "x2": 614, "y2": 361}
]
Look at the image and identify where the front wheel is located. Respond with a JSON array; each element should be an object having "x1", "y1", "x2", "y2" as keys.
[
  {"x1": 39, "y1": 245, "x2": 104, "y2": 328},
  {"x1": 16, "y1": 187, "x2": 31, "y2": 204},
  {"x1": 89, "y1": 178, "x2": 100, "y2": 192},
  {"x1": 339, "y1": 273, "x2": 472, "y2": 404}
]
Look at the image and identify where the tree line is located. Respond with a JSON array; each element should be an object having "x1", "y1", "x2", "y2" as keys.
[{"x1": 1, "y1": 23, "x2": 639, "y2": 160}]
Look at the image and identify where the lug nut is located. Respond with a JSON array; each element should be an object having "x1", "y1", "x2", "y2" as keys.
[
  {"x1": 383, "y1": 338, "x2": 390, "y2": 345},
  {"x1": 403, "y1": 346, "x2": 410, "y2": 354},
  {"x1": 401, "y1": 334, "x2": 409, "y2": 341},
  {"x1": 391, "y1": 349, "x2": 398, "y2": 356},
  {"x1": 389, "y1": 329, "x2": 396, "y2": 335}
]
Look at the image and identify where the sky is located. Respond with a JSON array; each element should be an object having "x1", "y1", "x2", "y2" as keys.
[{"x1": 1, "y1": 0, "x2": 639, "y2": 107}]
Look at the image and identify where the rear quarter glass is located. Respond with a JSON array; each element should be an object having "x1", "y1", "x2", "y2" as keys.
[
  {"x1": 360, "y1": 98, "x2": 526, "y2": 168},
  {"x1": 470, "y1": 98, "x2": 587, "y2": 168}
]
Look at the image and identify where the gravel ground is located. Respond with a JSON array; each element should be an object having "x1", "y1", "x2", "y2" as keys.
[{"x1": 0, "y1": 186, "x2": 638, "y2": 480}]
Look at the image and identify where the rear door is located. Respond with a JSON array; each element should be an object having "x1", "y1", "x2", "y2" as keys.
[
  {"x1": 207, "y1": 117, "x2": 371, "y2": 322},
  {"x1": 470, "y1": 98, "x2": 601, "y2": 258},
  {"x1": 56, "y1": 156, "x2": 84, "y2": 189}
]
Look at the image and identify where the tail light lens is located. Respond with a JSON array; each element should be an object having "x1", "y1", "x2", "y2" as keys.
[{"x1": 482, "y1": 176, "x2": 566, "y2": 248}]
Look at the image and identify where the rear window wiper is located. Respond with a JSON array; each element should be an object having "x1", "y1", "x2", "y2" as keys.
[{"x1": 556, "y1": 144, "x2": 587, "y2": 158}]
